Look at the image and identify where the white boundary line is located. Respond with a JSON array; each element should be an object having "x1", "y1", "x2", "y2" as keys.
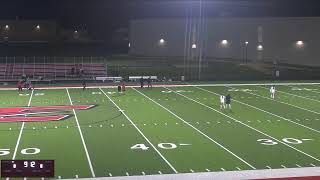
[
  {"x1": 164, "y1": 87, "x2": 320, "y2": 163},
  {"x1": 66, "y1": 88, "x2": 96, "y2": 178},
  {"x1": 242, "y1": 88, "x2": 320, "y2": 115},
  {"x1": 98, "y1": 88, "x2": 178, "y2": 174},
  {"x1": 0, "y1": 82, "x2": 320, "y2": 91},
  {"x1": 195, "y1": 86, "x2": 320, "y2": 134},
  {"x1": 132, "y1": 87, "x2": 256, "y2": 170},
  {"x1": 63, "y1": 167, "x2": 320, "y2": 180},
  {"x1": 12, "y1": 90, "x2": 34, "y2": 160}
]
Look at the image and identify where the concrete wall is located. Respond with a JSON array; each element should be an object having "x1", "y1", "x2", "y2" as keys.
[{"x1": 129, "y1": 17, "x2": 320, "y2": 66}]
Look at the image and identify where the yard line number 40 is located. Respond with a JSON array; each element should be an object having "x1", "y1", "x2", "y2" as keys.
[{"x1": 131, "y1": 143, "x2": 190, "y2": 150}]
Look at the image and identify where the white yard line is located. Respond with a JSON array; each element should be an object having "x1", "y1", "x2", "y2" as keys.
[
  {"x1": 12, "y1": 90, "x2": 34, "y2": 160},
  {"x1": 99, "y1": 88, "x2": 178, "y2": 174},
  {"x1": 195, "y1": 86, "x2": 320, "y2": 134},
  {"x1": 66, "y1": 88, "x2": 96, "y2": 178},
  {"x1": 164, "y1": 87, "x2": 320, "y2": 163},
  {"x1": 243, "y1": 90, "x2": 320, "y2": 115},
  {"x1": 133, "y1": 88, "x2": 256, "y2": 170}
]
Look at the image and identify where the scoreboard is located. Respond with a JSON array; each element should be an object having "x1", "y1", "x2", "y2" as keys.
[{"x1": 1, "y1": 160, "x2": 54, "y2": 178}]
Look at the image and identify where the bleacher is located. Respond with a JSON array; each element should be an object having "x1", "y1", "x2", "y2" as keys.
[{"x1": 0, "y1": 63, "x2": 107, "y2": 80}]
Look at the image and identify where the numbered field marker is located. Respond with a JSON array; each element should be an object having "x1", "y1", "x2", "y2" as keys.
[
  {"x1": 0, "y1": 148, "x2": 40, "y2": 156},
  {"x1": 131, "y1": 143, "x2": 190, "y2": 150},
  {"x1": 130, "y1": 144, "x2": 149, "y2": 151},
  {"x1": 92, "y1": 92, "x2": 102, "y2": 95},
  {"x1": 258, "y1": 138, "x2": 312, "y2": 146},
  {"x1": 158, "y1": 143, "x2": 177, "y2": 150},
  {"x1": 228, "y1": 89, "x2": 256, "y2": 92},
  {"x1": 19, "y1": 94, "x2": 30, "y2": 96},
  {"x1": 106, "y1": 92, "x2": 116, "y2": 95},
  {"x1": 35, "y1": 93, "x2": 45, "y2": 96},
  {"x1": 161, "y1": 90, "x2": 193, "y2": 94}
]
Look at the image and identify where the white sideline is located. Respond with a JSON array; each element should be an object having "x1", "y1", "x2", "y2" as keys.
[
  {"x1": 12, "y1": 90, "x2": 34, "y2": 160},
  {"x1": 66, "y1": 88, "x2": 96, "y2": 178},
  {"x1": 164, "y1": 87, "x2": 320, "y2": 163},
  {"x1": 63, "y1": 167, "x2": 320, "y2": 180},
  {"x1": 0, "y1": 82, "x2": 320, "y2": 91},
  {"x1": 195, "y1": 86, "x2": 320, "y2": 134},
  {"x1": 132, "y1": 88, "x2": 255, "y2": 170},
  {"x1": 98, "y1": 88, "x2": 178, "y2": 174}
]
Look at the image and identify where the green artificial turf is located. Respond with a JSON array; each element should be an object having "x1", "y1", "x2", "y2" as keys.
[{"x1": 0, "y1": 82, "x2": 320, "y2": 179}]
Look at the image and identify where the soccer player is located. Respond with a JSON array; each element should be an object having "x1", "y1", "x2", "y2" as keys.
[
  {"x1": 220, "y1": 95, "x2": 225, "y2": 109},
  {"x1": 140, "y1": 77, "x2": 144, "y2": 88},
  {"x1": 121, "y1": 82, "x2": 126, "y2": 93},
  {"x1": 225, "y1": 94, "x2": 232, "y2": 110},
  {"x1": 270, "y1": 86, "x2": 276, "y2": 99},
  {"x1": 17, "y1": 80, "x2": 23, "y2": 92},
  {"x1": 147, "y1": 76, "x2": 152, "y2": 88},
  {"x1": 82, "y1": 80, "x2": 86, "y2": 90},
  {"x1": 117, "y1": 85, "x2": 122, "y2": 93}
]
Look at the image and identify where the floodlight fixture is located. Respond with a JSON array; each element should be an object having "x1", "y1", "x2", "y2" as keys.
[
  {"x1": 221, "y1": 40, "x2": 228, "y2": 45},
  {"x1": 296, "y1": 41, "x2": 304, "y2": 46},
  {"x1": 257, "y1": 44, "x2": 263, "y2": 51}
]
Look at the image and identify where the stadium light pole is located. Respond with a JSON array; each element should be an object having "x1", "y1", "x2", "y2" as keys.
[
  {"x1": 245, "y1": 41, "x2": 248, "y2": 64},
  {"x1": 159, "y1": 38, "x2": 166, "y2": 63}
]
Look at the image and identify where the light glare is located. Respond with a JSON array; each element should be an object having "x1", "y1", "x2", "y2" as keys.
[
  {"x1": 221, "y1": 40, "x2": 228, "y2": 45},
  {"x1": 296, "y1": 41, "x2": 304, "y2": 46}
]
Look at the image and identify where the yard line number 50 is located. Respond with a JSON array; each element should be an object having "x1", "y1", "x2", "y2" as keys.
[{"x1": 0, "y1": 148, "x2": 40, "y2": 156}]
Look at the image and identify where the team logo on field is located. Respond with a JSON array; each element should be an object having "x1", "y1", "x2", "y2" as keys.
[{"x1": 0, "y1": 105, "x2": 95, "y2": 123}]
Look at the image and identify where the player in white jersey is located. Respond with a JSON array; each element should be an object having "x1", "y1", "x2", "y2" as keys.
[
  {"x1": 220, "y1": 95, "x2": 226, "y2": 109},
  {"x1": 270, "y1": 86, "x2": 276, "y2": 99}
]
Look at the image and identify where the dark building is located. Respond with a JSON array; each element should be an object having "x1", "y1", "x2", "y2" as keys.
[{"x1": 129, "y1": 17, "x2": 320, "y2": 66}]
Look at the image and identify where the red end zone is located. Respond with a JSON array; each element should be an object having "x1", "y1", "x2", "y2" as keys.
[{"x1": 0, "y1": 105, "x2": 95, "y2": 123}]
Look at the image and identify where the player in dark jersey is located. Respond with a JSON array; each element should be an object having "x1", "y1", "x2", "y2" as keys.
[
  {"x1": 17, "y1": 80, "x2": 23, "y2": 92},
  {"x1": 82, "y1": 80, "x2": 86, "y2": 90},
  {"x1": 225, "y1": 94, "x2": 232, "y2": 110},
  {"x1": 140, "y1": 77, "x2": 144, "y2": 88},
  {"x1": 117, "y1": 85, "x2": 122, "y2": 93},
  {"x1": 147, "y1": 76, "x2": 152, "y2": 88},
  {"x1": 121, "y1": 83, "x2": 126, "y2": 94}
]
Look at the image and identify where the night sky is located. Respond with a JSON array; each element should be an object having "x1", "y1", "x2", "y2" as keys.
[{"x1": 1, "y1": 0, "x2": 320, "y2": 41}]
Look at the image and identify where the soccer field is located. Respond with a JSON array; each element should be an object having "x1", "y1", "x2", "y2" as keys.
[{"x1": 1, "y1": 82, "x2": 320, "y2": 179}]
